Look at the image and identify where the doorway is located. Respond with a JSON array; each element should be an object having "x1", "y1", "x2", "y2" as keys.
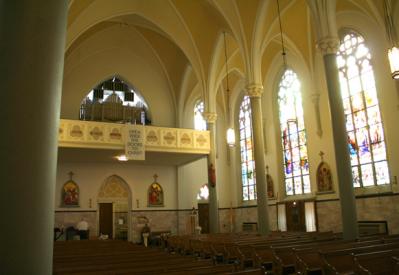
[
  {"x1": 97, "y1": 175, "x2": 132, "y2": 240},
  {"x1": 198, "y1": 203, "x2": 209, "y2": 234},
  {"x1": 284, "y1": 200, "x2": 317, "y2": 232},
  {"x1": 99, "y1": 203, "x2": 113, "y2": 237},
  {"x1": 286, "y1": 201, "x2": 306, "y2": 232}
]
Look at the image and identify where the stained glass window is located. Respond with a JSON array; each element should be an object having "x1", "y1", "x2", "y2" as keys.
[
  {"x1": 194, "y1": 101, "x2": 206, "y2": 130},
  {"x1": 278, "y1": 69, "x2": 310, "y2": 195},
  {"x1": 337, "y1": 31, "x2": 390, "y2": 187},
  {"x1": 239, "y1": 96, "x2": 256, "y2": 200}
]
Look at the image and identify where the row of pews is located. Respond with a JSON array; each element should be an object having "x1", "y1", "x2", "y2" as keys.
[
  {"x1": 53, "y1": 240, "x2": 263, "y2": 274},
  {"x1": 53, "y1": 231, "x2": 399, "y2": 274},
  {"x1": 166, "y1": 231, "x2": 399, "y2": 274}
]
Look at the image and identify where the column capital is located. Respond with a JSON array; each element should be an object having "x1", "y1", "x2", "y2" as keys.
[
  {"x1": 246, "y1": 83, "x2": 264, "y2": 98},
  {"x1": 317, "y1": 36, "x2": 340, "y2": 55},
  {"x1": 202, "y1": 112, "x2": 217, "y2": 123}
]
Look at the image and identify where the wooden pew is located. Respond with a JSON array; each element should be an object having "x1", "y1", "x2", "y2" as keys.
[
  {"x1": 321, "y1": 241, "x2": 399, "y2": 274},
  {"x1": 353, "y1": 249, "x2": 399, "y2": 275},
  {"x1": 294, "y1": 238, "x2": 391, "y2": 274}
]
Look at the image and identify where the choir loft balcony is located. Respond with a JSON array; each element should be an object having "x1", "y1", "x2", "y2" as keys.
[{"x1": 58, "y1": 119, "x2": 210, "y2": 166}]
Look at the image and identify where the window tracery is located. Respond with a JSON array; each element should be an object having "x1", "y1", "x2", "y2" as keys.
[
  {"x1": 337, "y1": 31, "x2": 390, "y2": 187},
  {"x1": 239, "y1": 95, "x2": 256, "y2": 200},
  {"x1": 278, "y1": 69, "x2": 310, "y2": 195}
]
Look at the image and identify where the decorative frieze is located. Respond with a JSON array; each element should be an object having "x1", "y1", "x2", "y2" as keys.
[
  {"x1": 161, "y1": 130, "x2": 177, "y2": 147},
  {"x1": 58, "y1": 119, "x2": 210, "y2": 154}
]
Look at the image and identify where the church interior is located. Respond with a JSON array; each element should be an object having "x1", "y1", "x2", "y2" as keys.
[{"x1": 3, "y1": 0, "x2": 399, "y2": 274}]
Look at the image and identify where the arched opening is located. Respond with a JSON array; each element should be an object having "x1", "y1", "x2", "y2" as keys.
[
  {"x1": 80, "y1": 76, "x2": 151, "y2": 124},
  {"x1": 97, "y1": 175, "x2": 132, "y2": 241}
]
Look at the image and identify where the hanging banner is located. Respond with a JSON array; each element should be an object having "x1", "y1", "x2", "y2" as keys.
[{"x1": 125, "y1": 124, "x2": 145, "y2": 160}]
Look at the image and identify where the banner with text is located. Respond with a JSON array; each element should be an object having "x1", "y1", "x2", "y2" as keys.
[{"x1": 125, "y1": 124, "x2": 145, "y2": 160}]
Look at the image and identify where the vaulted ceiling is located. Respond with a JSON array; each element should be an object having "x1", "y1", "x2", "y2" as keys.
[{"x1": 63, "y1": 0, "x2": 391, "y2": 126}]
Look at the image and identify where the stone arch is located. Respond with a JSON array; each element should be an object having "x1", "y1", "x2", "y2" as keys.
[
  {"x1": 97, "y1": 175, "x2": 132, "y2": 241},
  {"x1": 98, "y1": 175, "x2": 131, "y2": 199}
]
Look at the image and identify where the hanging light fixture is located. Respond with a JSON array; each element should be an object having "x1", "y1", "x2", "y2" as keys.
[
  {"x1": 384, "y1": 0, "x2": 399, "y2": 79},
  {"x1": 223, "y1": 31, "x2": 235, "y2": 147},
  {"x1": 277, "y1": 0, "x2": 287, "y2": 70},
  {"x1": 388, "y1": 47, "x2": 399, "y2": 79}
]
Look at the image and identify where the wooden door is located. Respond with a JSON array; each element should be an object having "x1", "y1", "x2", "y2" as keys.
[
  {"x1": 285, "y1": 201, "x2": 306, "y2": 232},
  {"x1": 198, "y1": 203, "x2": 209, "y2": 234},
  {"x1": 99, "y1": 203, "x2": 113, "y2": 238}
]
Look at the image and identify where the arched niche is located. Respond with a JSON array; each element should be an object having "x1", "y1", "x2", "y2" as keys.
[{"x1": 97, "y1": 175, "x2": 132, "y2": 241}]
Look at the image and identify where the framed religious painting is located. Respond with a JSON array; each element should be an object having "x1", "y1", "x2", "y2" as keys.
[
  {"x1": 148, "y1": 174, "x2": 164, "y2": 207},
  {"x1": 61, "y1": 172, "x2": 79, "y2": 207},
  {"x1": 316, "y1": 161, "x2": 334, "y2": 194}
]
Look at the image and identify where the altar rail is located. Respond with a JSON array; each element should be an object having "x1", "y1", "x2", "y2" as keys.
[{"x1": 58, "y1": 119, "x2": 210, "y2": 154}]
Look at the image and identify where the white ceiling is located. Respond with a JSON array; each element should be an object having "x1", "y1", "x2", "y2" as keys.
[{"x1": 58, "y1": 147, "x2": 207, "y2": 166}]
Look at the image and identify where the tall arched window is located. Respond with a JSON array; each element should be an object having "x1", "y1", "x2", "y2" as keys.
[
  {"x1": 337, "y1": 31, "x2": 390, "y2": 187},
  {"x1": 194, "y1": 101, "x2": 206, "y2": 130},
  {"x1": 278, "y1": 69, "x2": 310, "y2": 196},
  {"x1": 239, "y1": 95, "x2": 256, "y2": 200}
]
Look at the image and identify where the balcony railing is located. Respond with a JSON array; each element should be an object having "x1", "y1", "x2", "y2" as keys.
[{"x1": 58, "y1": 119, "x2": 210, "y2": 154}]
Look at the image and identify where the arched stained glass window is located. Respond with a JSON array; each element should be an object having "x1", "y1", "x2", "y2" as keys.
[
  {"x1": 239, "y1": 96, "x2": 256, "y2": 200},
  {"x1": 337, "y1": 31, "x2": 390, "y2": 187},
  {"x1": 278, "y1": 69, "x2": 310, "y2": 195},
  {"x1": 194, "y1": 101, "x2": 206, "y2": 130}
]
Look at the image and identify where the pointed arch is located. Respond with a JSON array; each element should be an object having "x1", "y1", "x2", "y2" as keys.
[
  {"x1": 98, "y1": 174, "x2": 132, "y2": 199},
  {"x1": 278, "y1": 69, "x2": 310, "y2": 196},
  {"x1": 239, "y1": 95, "x2": 256, "y2": 201},
  {"x1": 336, "y1": 30, "x2": 390, "y2": 187},
  {"x1": 97, "y1": 175, "x2": 132, "y2": 241}
]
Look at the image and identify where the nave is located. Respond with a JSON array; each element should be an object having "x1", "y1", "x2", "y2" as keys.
[
  {"x1": 3, "y1": 1, "x2": 399, "y2": 274},
  {"x1": 53, "y1": 231, "x2": 399, "y2": 275}
]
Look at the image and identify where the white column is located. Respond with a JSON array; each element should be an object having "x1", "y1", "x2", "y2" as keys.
[
  {"x1": 203, "y1": 112, "x2": 220, "y2": 233},
  {"x1": 0, "y1": 1, "x2": 68, "y2": 274},
  {"x1": 307, "y1": 0, "x2": 358, "y2": 239},
  {"x1": 247, "y1": 84, "x2": 270, "y2": 235},
  {"x1": 319, "y1": 41, "x2": 358, "y2": 239}
]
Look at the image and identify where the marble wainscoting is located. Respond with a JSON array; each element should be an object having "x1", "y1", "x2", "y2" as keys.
[
  {"x1": 232, "y1": 205, "x2": 278, "y2": 233},
  {"x1": 356, "y1": 195, "x2": 399, "y2": 234},
  {"x1": 131, "y1": 210, "x2": 178, "y2": 243},
  {"x1": 218, "y1": 208, "x2": 235, "y2": 233},
  {"x1": 177, "y1": 209, "x2": 196, "y2": 235},
  {"x1": 54, "y1": 210, "x2": 97, "y2": 239},
  {"x1": 316, "y1": 194, "x2": 399, "y2": 234},
  {"x1": 315, "y1": 200, "x2": 343, "y2": 233}
]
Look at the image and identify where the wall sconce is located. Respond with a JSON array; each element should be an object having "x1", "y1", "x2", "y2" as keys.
[
  {"x1": 388, "y1": 47, "x2": 399, "y2": 79},
  {"x1": 384, "y1": 0, "x2": 399, "y2": 79},
  {"x1": 226, "y1": 127, "x2": 236, "y2": 147}
]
